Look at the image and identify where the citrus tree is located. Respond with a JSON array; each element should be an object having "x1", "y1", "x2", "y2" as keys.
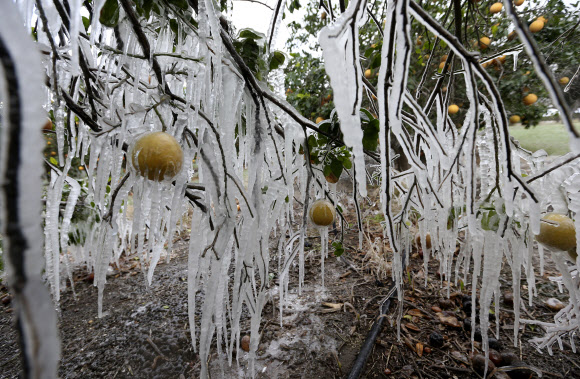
[
  {"x1": 1, "y1": 0, "x2": 580, "y2": 378},
  {"x1": 285, "y1": 0, "x2": 580, "y2": 127}
]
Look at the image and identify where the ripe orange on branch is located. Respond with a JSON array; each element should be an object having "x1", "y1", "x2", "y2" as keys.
[
  {"x1": 490, "y1": 3, "x2": 503, "y2": 14},
  {"x1": 535, "y1": 213, "x2": 578, "y2": 260},
  {"x1": 479, "y1": 36, "x2": 491, "y2": 49},
  {"x1": 523, "y1": 93, "x2": 538, "y2": 105},
  {"x1": 559, "y1": 77, "x2": 569, "y2": 85},
  {"x1": 509, "y1": 115, "x2": 521, "y2": 124},
  {"x1": 529, "y1": 20, "x2": 544, "y2": 33},
  {"x1": 131, "y1": 132, "x2": 184, "y2": 181},
  {"x1": 309, "y1": 199, "x2": 336, "y2": 227},
  {"x1": 448, "y1": 104, "x2": 460, "y2": 114}
]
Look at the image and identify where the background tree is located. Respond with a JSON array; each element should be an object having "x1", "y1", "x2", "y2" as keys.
[{"x1": 285, "y1": 0, "x2": 580, "y2": 127}]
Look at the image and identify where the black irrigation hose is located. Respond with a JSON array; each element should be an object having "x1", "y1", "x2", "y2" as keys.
[{"x1": 347, "y1": 253, "x2": 407, "y2": 379}]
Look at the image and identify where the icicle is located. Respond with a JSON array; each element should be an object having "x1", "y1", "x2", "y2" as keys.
[
  {"x1": 0, "y1": 5, "x2": 60, "y2": 374},
  {"x1": 318, "y1": 0, "x2": 368, "y2": 197}
]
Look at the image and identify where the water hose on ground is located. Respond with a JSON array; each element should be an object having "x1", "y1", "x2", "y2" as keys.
[{"x1": 347, "y1": 254, "x2": 407, "y2": 379}]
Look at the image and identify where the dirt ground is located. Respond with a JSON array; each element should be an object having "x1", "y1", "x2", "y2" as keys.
[{"x1": 2, "y1": 183, "x2": 580, "y2": 378}]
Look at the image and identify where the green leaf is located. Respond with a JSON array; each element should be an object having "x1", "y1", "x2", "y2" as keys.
[
  {"x1": 169, "y1": 19, "x2": 178, "y2": 35},
  {"x1": 288, "y1": 0, "x2": 301, "y2": 13},
  {"x1": 269, "y1": 51, "x2": 286, "y2": 70},
  {"x1": 360, "y1": 108, "x2": 373, "y2": 122},
  {"x1": 323, "y1": 165, "x2": 333, "y2": 177},
  {"x1": 330, "y1": 158, "x2": 343, "y2": 178},
  {"x1": 50, "y1": 157, "x2": 58, "y2": 165},
  {"x1": 332, "y1": 241, "x2": 344, "y2": 257},
  {"x1": 99, "y1": 0, "x2": 120, "y2": 28},
  {"x1": 362, "y1": 119, "x2": 380, "y2": 151},
  {"x1": 82, "y1": 16, "x2": 91, "y2": 32},
  {"x1": 307, "y1": 135, "x2": 318, "y2": 147},
  {"x1": 238, "y1": 28, "x2": 265, "y2": 41},
  {"x1": 370, "y1": 53, "x2": 381, "y2": 69},
  {"x1": 341, "y1": 158, "x2": 352, "y2": 170}
]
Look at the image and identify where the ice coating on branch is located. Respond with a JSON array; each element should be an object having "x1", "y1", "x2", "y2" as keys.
[
  {"x1": 0, "y1": 2, "x2": 60, "y2": 376},
  {"x1": 318, "y1": 0, "x2": 368, "y2": 197}
]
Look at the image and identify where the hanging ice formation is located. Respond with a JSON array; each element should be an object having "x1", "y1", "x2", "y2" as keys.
[
  {"x1": 0, "y1": 2, "x2": 60, "y2": 377},
  {"x1": 4, "y1": 0, "x2": 580, "y2": 377},
  {"x1": 6, "y1": 0, "x2": 332, "y2": 376},
  {"x1": 319, "y1": 0, "x2": 580, "y2": 368}
]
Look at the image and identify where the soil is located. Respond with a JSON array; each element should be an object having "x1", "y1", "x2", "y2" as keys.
[{"x1": 2, "y1": 182, "x2": 580, "y2": 378}]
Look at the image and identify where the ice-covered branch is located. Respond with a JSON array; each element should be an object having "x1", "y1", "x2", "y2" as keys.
[{"x1": 0, "y1": 3, "x2": 60, "y2": 376}]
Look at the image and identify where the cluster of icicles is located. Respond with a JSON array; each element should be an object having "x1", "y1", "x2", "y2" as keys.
[{"x1": 6, "y1": 0, "x2": 580, "y2": 377}]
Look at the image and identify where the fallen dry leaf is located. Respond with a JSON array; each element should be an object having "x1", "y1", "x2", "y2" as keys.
[
  {"x1": 436, "y1": 312, "x2": 462, "y2": 328},
  {"x1": 416, "y1": 342, "x2": 424, "y2": 357},
  {"x1": 405, "y1": 323, "x2": 421, "y2": 332},
  {"x1": 407, "y1": 309, "x2": 424, "y2": 317},
  {"x1": 403, "y1": 336, "x2": 416, "y2": 352}
]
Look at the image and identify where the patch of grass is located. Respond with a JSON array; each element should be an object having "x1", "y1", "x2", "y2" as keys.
[{"x1": 508, "y1": 122, "x2": 579, "y2": 156}]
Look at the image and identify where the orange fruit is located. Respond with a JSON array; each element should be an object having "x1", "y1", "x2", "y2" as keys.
[
  {"x1": 523, "y1": 93, "x2": 538, "y2": 105},
  {"x1": 490, "y1": 2, "x2": 503, "y2": 14},
  {"x1": 43, "y1": 120, "x2": 53, "y2": 131},
  {"x1": 448, "y1": 104, "x2": 460, "y2": 114},
  {"x1": 131, "y1": 132, "x2": 184, "y2": 181},
  {"x1": 479, "y1": 36, "x2": 491, "y2": 49},
  {"x1": 316, "y1": 116, "x2": 325, "y2": 124},
  {"x1": 309, "y1": 199, "x2": 336, "y2": 226},
  {"x1": 529, "y1": 20, "x2": 544, "y2": 33},
  {"x1": 536, "y1": 213, "x2": 577, "y2": 260},
  {"x1": 321, "y1": 11, "x2": 327, "y2": 20},
  {"x1": 559, "y1": 77, "x2": 569, "y2": 85},
  {"x1": 364, "y1": 69, "x2": 372, "y2": 78},
  {"x1": 514, "y1": 0, "x2": 524, "y2": 6},
  {"x1": 508, "y1": 30, "x2": 517, "y2": 41},
  {"x1": 509, "y1": 115, "x2": 521, "y2": 124}
]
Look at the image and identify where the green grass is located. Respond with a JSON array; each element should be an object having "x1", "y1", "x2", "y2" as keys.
[{"x1": 508, "y1": 122, "x2": 579, "y2": 156}]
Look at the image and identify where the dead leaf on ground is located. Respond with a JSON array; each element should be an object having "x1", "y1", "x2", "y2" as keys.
[
  {"x1": 405, "y1": 323, "x2": 421, "y2": 332},
  {"x1": 416, "y1": 342, "x2": 424, "y2": 357},
  {"x1": 407, "y1": 309, "x2": 424, "y2": 317},
  {"x1": 436, "y1": 312, "x2": 462, "y2": 328}
]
